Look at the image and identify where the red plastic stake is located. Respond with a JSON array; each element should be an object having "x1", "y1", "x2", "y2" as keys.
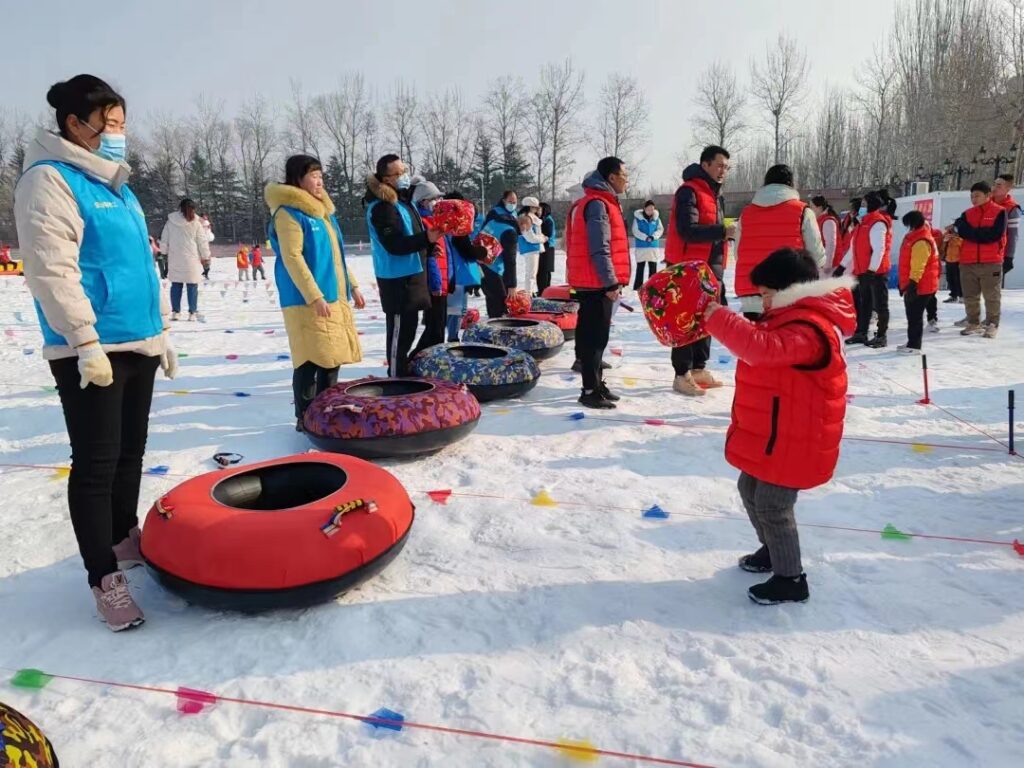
[
  {"x1": 644, "y1": 418, "x2": 666, "y2": 426},
  {"x1": 917, "y1": 354, "x2": 931, "y2": 405},
  {"x1": 427, "y1": 489, "x2": 453, "y2": 504},
  {"x1": 176, "y1": 686, "x2": 217, "y2": 715},
  {"x1": 1013, "y1": 539, "x2": 1024, "y2": 557}
]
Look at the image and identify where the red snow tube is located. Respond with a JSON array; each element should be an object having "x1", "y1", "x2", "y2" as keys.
[
  {"x1": 541, "y1": 284, "x2": 574, "y2": 301},
  {"x1": 140, "y1": 453, "x2": 414, "y2": 612},
  {"x1": 517, "y1": 311, "x2": 577, "y2": 340}
]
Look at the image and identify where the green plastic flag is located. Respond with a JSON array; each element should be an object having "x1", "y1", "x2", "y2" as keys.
[
  {"x1": 881, "y1": 523, "x2": 913, "y2": 541},
  {"x1": 11, "y1": 668, "x2": 52, "y2": 689}
]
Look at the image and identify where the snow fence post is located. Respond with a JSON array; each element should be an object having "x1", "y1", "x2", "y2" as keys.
[
  {"x1": 1010, "y1": 390, "x2": 1016, "y2": 456},
  {"x1": 917, "y1": 354, "x2": 931, "y2": 405}
]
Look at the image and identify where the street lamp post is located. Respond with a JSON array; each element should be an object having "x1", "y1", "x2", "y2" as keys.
[{"x1": 977, "y1": 143, "x2": 1018, "y2": 179}]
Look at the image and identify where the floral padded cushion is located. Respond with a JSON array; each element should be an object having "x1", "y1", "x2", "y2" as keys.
[
  {"x1": 505, "y1": 289, "x2": 532, "y2": 316},
  {"x1": 462, "y1": 318, "x2": 564, "y2": 352},
  {"x1": 304, "y1": 377, "x2": 481, "y2": 439},
  {"x1": 639, "y1": 261, "x2": 720, "y2": 347},
  {"x1": 431, "y1": 200, "x2": 475, "y2": 236},
  {"x1": 530, "y1": 297, "x2": 578, "y2": 314},
  {"x1": 411, "y1": 343, "x2": 540, "y2": 387}
]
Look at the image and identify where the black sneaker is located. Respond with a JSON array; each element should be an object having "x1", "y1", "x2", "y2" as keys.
[
  {"x1": 295, "y1": 418, "x2": 305, "y2": 433},
  {"x1": 596, "y1": 382, "x2": 620, "y2": 402},
  {"x1": 578, "y1": 389, "x2": 616, "y2": 409},
  {"x1": 942, "y1": 296, "x2": 958, "y2": 304},
  {"x1": 748, "y1": 574, "x2": 809, "y2": 605},
  {"x1": 571, "y1": 359, "x2": 582, "y2": 373},
  {"x1": 738, "y1": 545, "x2": 772, "y2": 573},
  {"x1": 865, "y1": 334, "x2": 888, "y2": 349},
  {"x1": 845, "y1": 333, "x2": 868, "y2": 345}
]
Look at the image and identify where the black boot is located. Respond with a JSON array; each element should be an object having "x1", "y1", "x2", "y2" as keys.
[
  {"x1": 295, "y1": 417, "x2": 305, "y2": 433},
  {"x1": 865, "y1": 334, "x2": 888, "y2": 349},
  {"x1": 578, "y1": 388, "x2": 616, "y2": 409},
  {"x1": 596, "y1": 382, "x2": 620, "y2": 402},
  {"x1": 571, "y1": 359, "x2": 582, "y2": 373},
  {"x1": 845, "y1": 332, "x2": 868, "y2": 345},
  {"x1": 738, "y1": 545, "x2": 772, "y2": 573},
  {"x1": 748, "y1": 574, "x2": 809, "y2": 605}
]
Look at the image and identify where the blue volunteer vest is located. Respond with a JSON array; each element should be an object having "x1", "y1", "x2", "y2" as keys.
[
  {"x1": 446, "y1": 234, "x2": 483, "y2": 288},
  {"x1": 543, "y1": 214, "x2": 557, "y2": 247},
  {"x1": 634, "y1": 215, "x2": 661, "y2": 248},
  {"x1": 268, "y1": 206, "x2": 348, "y2": 308},
  {"x1": 24, "y1": 160, "x2": 161, "y2": 347},
  {"x1": 366, "y1": 200, "x2": 423, "y2": 279},
  {"x1": 478, "y1": 217, "x2": 516, "y2": 277}
]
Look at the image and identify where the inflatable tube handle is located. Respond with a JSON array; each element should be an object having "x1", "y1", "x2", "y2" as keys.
[{"x1": 321, "y1": 498, "x2": 378, "y2": 537}]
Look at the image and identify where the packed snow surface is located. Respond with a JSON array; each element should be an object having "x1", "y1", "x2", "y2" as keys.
[{"x1": 1, "y1": 253, "x2": 1022, "y2": 767}]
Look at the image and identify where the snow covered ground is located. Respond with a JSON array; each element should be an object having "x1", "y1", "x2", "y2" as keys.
[{"x1": 1, "y1": 254, "x2": 1022, "y2": 767}]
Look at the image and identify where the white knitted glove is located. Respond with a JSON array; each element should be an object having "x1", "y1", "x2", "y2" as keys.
[
  {"x1": 160, "y1": 336, "x2": 178, "y2": 380},
  {"x1": 76, "y1": 344, "x2": 113, "y2": 389}
]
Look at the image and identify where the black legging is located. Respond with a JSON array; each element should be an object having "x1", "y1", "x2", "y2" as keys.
[
  {"x1": 480, "y1": 266, "x2": 508, "y2": 318},
  {"x1": 50, "y1": 352, "x2": 160, "y2": 587},
  {"x1": 855, "y1": 272, "x2": 890, "y2": 336},
  {"x1": 412, "y1": 294, "x2": 448, "y2": 357},
  {"x1": 293, "y1": 362, "x2": 339, "y2": 418},
  {"x1": 633, "y1": 261, "x2": 657, "y2": 290}
]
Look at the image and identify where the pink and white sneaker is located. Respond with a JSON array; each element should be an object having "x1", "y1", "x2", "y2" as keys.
[{"x1": 91, "y1": 571, "x2": 145, "y2": 632}]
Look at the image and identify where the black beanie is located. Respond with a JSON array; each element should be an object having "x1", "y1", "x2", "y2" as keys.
[{"x1": 749, "y1": 247, "x2": 820, "y2": 291}]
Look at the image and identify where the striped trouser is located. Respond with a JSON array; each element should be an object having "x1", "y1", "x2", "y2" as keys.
[{"x1": 737, "y1": 472, "x2": 802, "y2": 577}]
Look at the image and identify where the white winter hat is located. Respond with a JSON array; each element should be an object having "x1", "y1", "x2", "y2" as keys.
[
  {"x1": 412, "y1": 180, "x2": 443, "y2": 204},
  {"x1": 521, "y1": 196, "x2": 540, "y2": 208}
]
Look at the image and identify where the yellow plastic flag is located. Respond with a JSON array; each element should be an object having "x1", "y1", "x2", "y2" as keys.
[
  {"x1": 51, "y1": 467, "x2": 70, "y2": 480},
  {"x1": 531, "y1": 489, "x2": 558, "y2": 507},
  {"x1": 492, "y1": 408, "x2": 511, "y2": 415},
  {"x1": 556, "y1": 739, "x2": 599, "y2": 763},
  {"x1": 622, "y1": 377, "x2": 637, "y2": 387},
  {"x1": 911, "y1": 443, "x2": 933, "y2": 454}
]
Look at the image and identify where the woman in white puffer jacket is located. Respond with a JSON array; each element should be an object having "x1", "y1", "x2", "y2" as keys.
[{"x1": 160, "y1": 198, "x2": 210, "y2": 320}]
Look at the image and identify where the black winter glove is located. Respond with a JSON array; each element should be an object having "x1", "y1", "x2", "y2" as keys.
[
  {"x1": 1004, "y1": 257, "x2": 1014, "y2": 275},
  {"x1": 832, "y1": 265, "x2": 846, "y2": 278}
]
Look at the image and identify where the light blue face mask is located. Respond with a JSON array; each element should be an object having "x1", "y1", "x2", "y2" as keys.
[
  {"x1": 504, "y1": 202, "x2": 517, "y2": 213},
  {"x1": 396, "y1": 173, "x2": 411, "y2": 190},
  {"x1": 95, "y1": 133, "x2": 127, "y2": 163},
  {"x1": 858, "y1": 207, "x2": 867, "y2": 218}
]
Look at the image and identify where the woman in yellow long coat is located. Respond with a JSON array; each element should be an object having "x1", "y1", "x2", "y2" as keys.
[{"x1": 265, "y1": 155, "x2": 364, "y2": 430}]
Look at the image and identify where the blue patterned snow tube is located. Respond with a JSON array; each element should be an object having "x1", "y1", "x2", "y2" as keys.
[
  {"x1": 410, "y1": 343, "x2": 540, "y2": 402},
  {"x1": 530, "y1": 296, "x2": 578, "y2": 314},
  {"x1": 461, "y1": 318, "x2": 565, "y2": 361}
]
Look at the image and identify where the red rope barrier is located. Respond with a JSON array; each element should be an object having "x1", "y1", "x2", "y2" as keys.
[{"x1": 19, "y1": 670, "x2": 717, "y2": 768}]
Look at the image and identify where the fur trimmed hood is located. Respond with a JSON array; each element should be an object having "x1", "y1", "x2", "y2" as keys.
[
  {"x1": 634, "y1": 208, "x2": 661, "y2": 221},
  {"x1": 365, "y1": 173, "x2": 398, "y2": 205},
  {"x1": 264, "y1": 183, "x2": 336, "y2": 218},
  {"x1": 770, "y1": 275, "x2": 856, "y2": 309}
]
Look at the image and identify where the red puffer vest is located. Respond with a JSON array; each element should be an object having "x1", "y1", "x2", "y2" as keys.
[
  {"x1": 817, "y1": 212, "x2": 843, "y2": 269},
  {"x1": 665, "y1": 177, "x2": 730, "y2": 267},
  {"x1": 960, "y1": 200, "x2": 1007, "y2": 264},
  {"x1": 724, "y1": 285, "x2": 855, "y2": 490},
  {"x1": 565, "y1": 187, "x2": 631, "y2": 289},
  {"x1": 734, "y1": 199, "x2": 807, "y2": 297},
  {"x1": 898, "y1": 228, "x2": 940, "y2": 295},
  {"x1": 419, "y1": 213, "x2": 448, "y2": 289},
  {"x1": 852, "y1": 209, "x2": 892, "y2": 275}
]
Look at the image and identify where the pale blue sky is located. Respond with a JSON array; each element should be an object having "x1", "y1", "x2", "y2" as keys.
[{"x1": 2, "y1": 0, "x2": 897, "y2": 190}]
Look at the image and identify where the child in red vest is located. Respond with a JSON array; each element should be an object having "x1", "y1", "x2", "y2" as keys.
[
  {"x1": 703, "y1": 248, "x2": 856, "y2": 604},
  {"x1": 251, "y1": 244, "x2": 265, "y2": 280}
]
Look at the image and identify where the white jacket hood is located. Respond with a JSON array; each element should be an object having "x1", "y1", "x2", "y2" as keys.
[
  {"x1": 634, "y1": 209, "x2": 661, "y2": 221},
  {"x1": 751, "y1": 184, "x2": 801, "y2": 207},
  {"x1": 166, "y1": 211, "x2": 193, "y2": 228},
  {"x1": 22, "y1": 128, "x2": 131, "y2": 191}
]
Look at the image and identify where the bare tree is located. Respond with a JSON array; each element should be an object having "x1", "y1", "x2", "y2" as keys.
[
  {"x1": 484, "y1": 75, "x2": 528, "y2": 177},
  {"x1": 594, "y1": 73, "x2": 650, "y2": 164},
  {"x1": 150, "y1": 114, "x2": 193, "y2": 196},
  {"x1": 419, "y1": 87, "x2": 476, "y2": 190},
  {"x1": 384, "y1": 80, "x2": 418, "y2": 171},
  {"x1": 314, "y1": 74, "x2": 373, "y2": 194},
  {"x1": 235, "y1": 94, "x2": 279, "y2": 239},
  {"x1": 286, "y1": 78, "x2": 321, "y2": 157},
  {"x1": 854, "y1": 44, "x2": 899, "y2": 183},
  {"x1": 526, "y1": 93, "x2": 552, "y2": 195},
  {"x1": 809, "y1": 87, "x2": 851, "y2": 188},
  {"x1": 690, "y1": 61, "x2": 746, "y2": 150},
  {"x1": 749, "y1": 34, "x2": 809, "y2": 163},
  {"x1": 537, "y1": 59, "x2": 586, "y2": 200}
]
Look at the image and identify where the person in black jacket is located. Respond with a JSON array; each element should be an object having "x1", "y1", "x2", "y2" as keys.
[
  {"x1": 363, "y1": 154, "x2": 441, "y2": 377},
  {"x1": 538, "y1": 201, "x2": 556, "y2": 294},
  {"x1": 482, "y1": 191, "x2": 521, "y2": 294}
]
